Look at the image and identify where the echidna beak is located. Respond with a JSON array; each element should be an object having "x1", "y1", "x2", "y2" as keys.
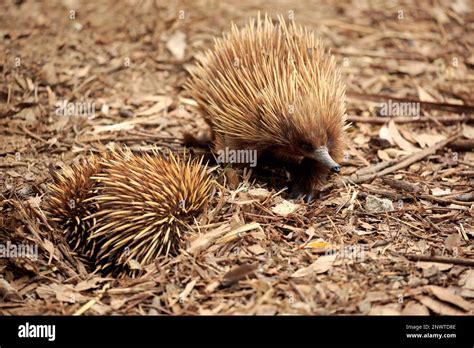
[
  {"x1": 331, "y1": 164, "x2": 341, "y2": 173},
  {"x1": 313, "y1": 146, "x2": 340, "y2": 173}
]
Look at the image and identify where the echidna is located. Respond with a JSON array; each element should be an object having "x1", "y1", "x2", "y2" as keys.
[
  {"x1": 186, "y1": 14, "x2": 349, "y2": 201},
  {"x1": 45, "y1": 148, "x2": 212, "y2": 276},
  {"x1": 45, "y1": 156, "x2": 101, "y2": 259},
  {"x1": 87, "y1": 148, "x2": 212, "y2": 276}
]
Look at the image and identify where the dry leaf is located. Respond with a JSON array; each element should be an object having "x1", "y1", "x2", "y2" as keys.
[
  {"x1": 177, "y1": 279, "x2": 197, "y2": 303},
  {"x1": 222, "y1": 264, "x2": 258, "y2": 287},
  {"x1": 215, "y1": 222, "x2": 261, "y2": 244},
  {"x1": 379, "y1": 125, "x2": 393, "y2": 144},
  {"x1": 417, "y1": 86, "x2": 437, "y2": 102},
  {"x1": 205, "y1": 280, "x2": 221, "y2": 294},
  {"x1": 416, "y1": 295, "x2": 464, "y2": 315},
  {"x1": 451, "y1": 0, "x2": 470, "y2": 14},
  {"x1": 444, "y1": 234, "x2": 461, "y2": 252},
  {"x1": 462, "y1": 270, "x2": 474, "y2": 290},
  {"x1": 377, "y1": 149, "x2": 393, "y2": 161},
  {"x1": 166, "y1": 31, "x2": 186, "y2": 60},
  {"x1": 27, "y1": 196, "x2": 42, "y2": 208},
  {"x1": 377, "y1": 148, "x2": 409, "y2": 160},
  {"x1": 415, "y1": 262, "x2": 452, "y2": 272},
  {"x1": 431, "y1": 187, "x2": 451, "y2": 196},
  {"x1": 37, "y1": 284, "x2": 87, "y2": 304},
  {"x1": 42, "y1": 62, "x2": 58, "y2": 84},
  {"x1": 247, "y1": 188, "x2": 272, "y2": 199},
  {"x1": 224, "y1": 168, "x2": 240, "y2": 190},
  {"x1": 187, "y1": 224, "x2": 230, "y2": 256},
  {"x1": 388, "y1": 120, "x2": 419, "y2": 153},
  {"x1": 291, "y1": 254, "x2": 337, "y2": 277},
  {"x1": 402, "y1": 301, "x2": 430, "y2": 315},
  {"x1": 353, "y1": 133, "x2": 370, "y2": 145},
  {"x1": 465, "y1": 152, "x2": 474, "y2": 163},
  {"x1": 415, "y1": 133, "x2": 447, "y2": 148},
  {"x1": 431, "y1": 7, "x2": 450, "y2": 24},
  {"x1": 7, "y1": 170, "x2": 21, "y2": 178},
  {"x1": 0, "y1": 278, "x2": 21, "y2": 300},
  {"x1": 416, "y1": 240, "x2": 429, "y2": 253},
  {"x1": 462, "y1": 124, "x2": 474, "y2": 139},
  {"x1": 365, "y1": 195, "x2": 394, "y2": 213},
  {"x1": 247, "y1": 244, "x2": 266, "y2": 255},
  {"x1": 398, "y1": 61, "x2": 427, "y2": 76},
  {"x1": 369, "y1": 304, "x2": 402, "y2": 315},
  {"x1": 305, "y1": 241, "x2": 333, "y2": 249},
  {"x1": 128, "y1": 259, "x2": 142, "y2": 270},
  {"x1": 426, "y1": 286, "x2": 474, "y2": 312},
  {"x1": 272, "y1": 200, "x2": 301, "y2": 217},
  {"x1": 93, "y1": 114, "x2": 165, "y2": 133},
  {"x1": 75, "y1": 278, "x2": 106, "y2": 292},
  {"x1": 136, "y1": 97, "x2": 172, "y2": 116},
  {"x1": 43, "y1": 239, "x2": 55, "y2": 262},
  {"x1": 460, "y1": 289, "x2": 474, "y2": 299}
]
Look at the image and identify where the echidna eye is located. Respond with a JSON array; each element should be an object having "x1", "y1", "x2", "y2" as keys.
[{"x1": 300, "y1": 143, "x2": 313, "y2": 153}]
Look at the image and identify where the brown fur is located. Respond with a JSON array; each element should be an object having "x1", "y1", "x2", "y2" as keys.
[{"x1": 186, "y1": 13, "x2": 348, "y2": 197}]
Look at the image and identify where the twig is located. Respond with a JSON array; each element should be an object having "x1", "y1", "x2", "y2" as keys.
[
  {"x1": 347, "y1": 115, "x2": 474, "y2": 124},
  {"x1": 448, "y1": 139, "x2": 474, "y2": 152},
  {"x1": 0, "y1": 162, "x2": 29, "y2": 168},
  {"x1": 404, "y1": 253, "x2": 474, "y2": 267},
  {"x1": 342, "y1": 133, "x2": 461, "y2": 185},
  {"x1": 20, "y1": 125, "x2": 48, "y2": 144},
  {"x1": 347, "y1": 92, "x2": 474, "y2": 114},
  {"x1": 362, "y1": 180, "x2": 472, "y2": 207},
  {"x1": 418, "y1": 194, "x2": 472, "y2": 207},
  {"x1": 377, "y1": 133, "x2": 460, "y2": 176},
  {"x1": 355, "y1": 160, "x2": 394, "y2": 176},
  {"x1": 332, "y1": 48, "x2": 427, "y2": 61},
  {"x1": 381, "y1": 178, "x2": 420, "y2": 193}
]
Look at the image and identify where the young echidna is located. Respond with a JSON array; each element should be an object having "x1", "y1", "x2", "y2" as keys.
[
  {"x1": 88, "y1": 148, "x2": 212, "y2": 276},
  {"x1": 45, "y1": 148, "x2": 212, "y2": 277},
  {"x1": 186, "y1": 14, "x2": 349, "y2": 201},
  {"x1": 45, "y1": 156, "x2": 101, "y2": 259}
]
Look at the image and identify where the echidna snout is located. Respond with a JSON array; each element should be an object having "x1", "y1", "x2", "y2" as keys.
[{"x1": 312, "y1": 146, "x2": 341, "y2": 173}]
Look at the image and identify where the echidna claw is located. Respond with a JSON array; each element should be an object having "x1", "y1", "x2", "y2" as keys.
[
  {"x1": 287, "y1": 187, "x2": 314, "y2": 203},
  {"x1": 304, "y1": 193, "x2": 314, "y2": 203}
]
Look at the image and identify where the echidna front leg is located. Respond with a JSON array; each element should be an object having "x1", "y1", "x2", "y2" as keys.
[
  {"x1": 288, "y1": 158, "x2": 330, "y2": 202},
  {"x1": 183, "y1": 127, "x2": 213, "y2": 148},
  {"x1": 212, "y1": 132, "x2": 226, "y2": 154}
]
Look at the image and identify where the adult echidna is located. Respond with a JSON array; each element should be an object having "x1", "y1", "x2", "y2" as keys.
[
  {"x1": 44, "y1": 156, "x2": 101, "y2": 259},
  {"x1": 87, "y1": 148, "x2": 212, "y2": 276},
  {"x1": 45, "y1": 148, "x2": 212, "y2": 277},
  {"x1": 186, "y1": 14, "x2": 349, "y2": 201}
]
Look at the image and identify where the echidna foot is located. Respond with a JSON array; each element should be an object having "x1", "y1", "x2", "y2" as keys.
[{"x1": 287, "y1": 185, "x2": 315, "y2": 203}]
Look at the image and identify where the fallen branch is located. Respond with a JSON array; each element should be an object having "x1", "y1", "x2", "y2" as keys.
[
  {"x1": 448, "y1": 139, "x2": 474, "y2": 152},
  {"x1": 404, "y1": 253, "x2": 474, "y2": 267},
  {"x1": 347, "y1": 91, "x2": 474, "y2": 114},
  {"x1": 418, "y1": 194, "x2": 472, "y2": 207},
  {"x1": 342, "y1": 132, "x2": 461, "y2": 185},
  {"x1": 347, "y1": 114, "x2": 474, "y2": 124},
  {"x1": 0, "y1": 162, "x2": 29, "y2": 168},
  {"x1": 381, "y1": 178, "x2": 420, "y2": 193},
  {"x1": 20, "y1": 125, "x2": 48, "y2": 144}
]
